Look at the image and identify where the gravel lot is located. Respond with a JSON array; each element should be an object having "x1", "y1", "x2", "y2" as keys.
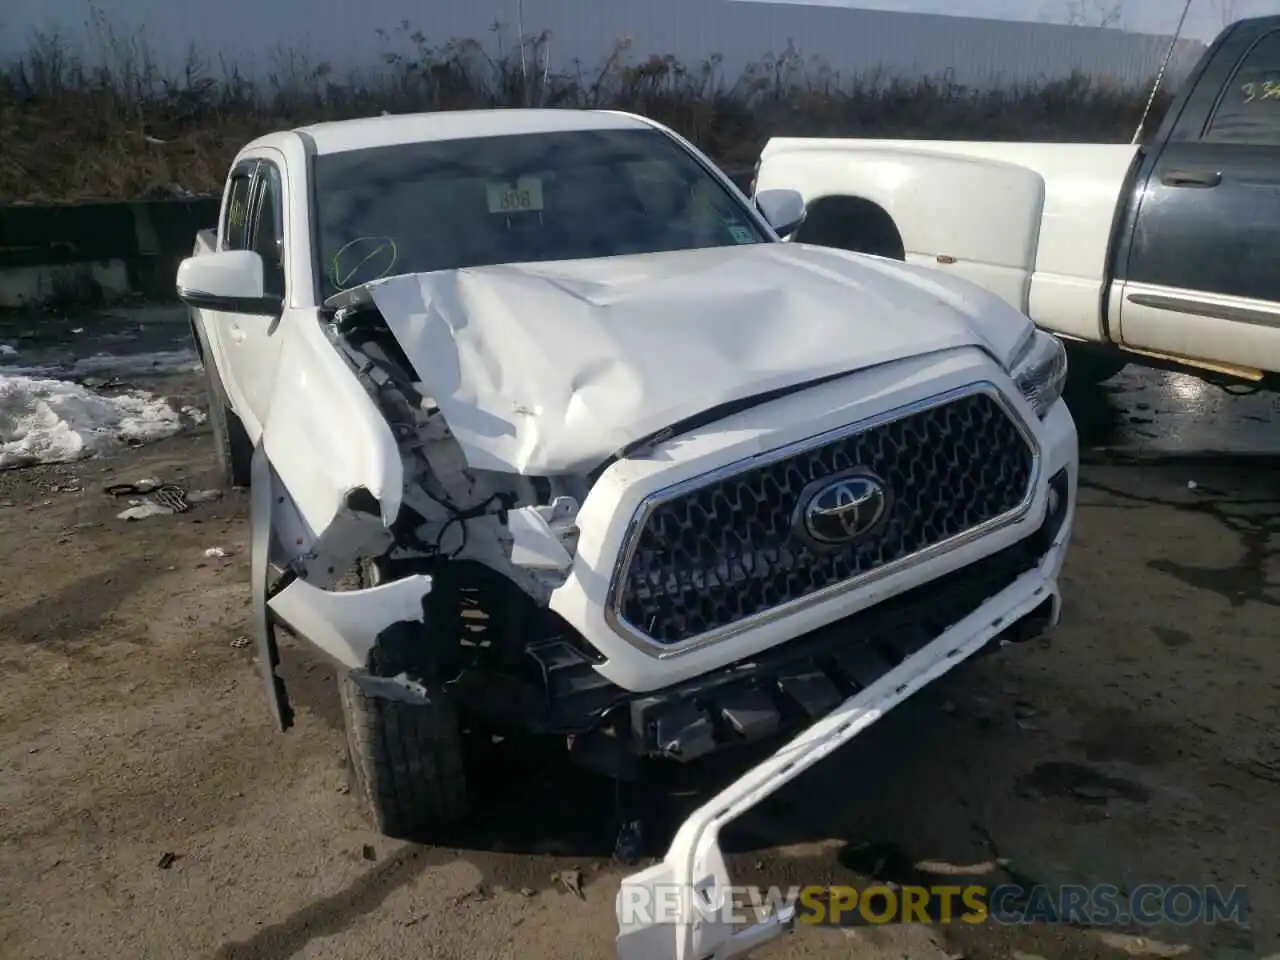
[{"x1": 1, "y1": 372, "x2": 1277, "y2": 960}]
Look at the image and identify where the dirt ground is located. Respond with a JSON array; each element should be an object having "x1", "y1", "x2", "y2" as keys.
[{"x1": 1, "y1": 380, "x2": 1277, "y2": 960}]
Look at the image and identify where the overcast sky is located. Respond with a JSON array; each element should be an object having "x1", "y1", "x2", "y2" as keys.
[{"x1": 737, "y1": 0, "x2": 1280, "y2": 40}]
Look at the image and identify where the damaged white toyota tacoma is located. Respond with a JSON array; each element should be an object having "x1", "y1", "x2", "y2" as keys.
[{"x1": 177, "y1": 108, "x2": 1077, "y2": 959}]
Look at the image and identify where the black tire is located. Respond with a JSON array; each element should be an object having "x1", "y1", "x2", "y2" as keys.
[
  {"x1": 793, "y1": 196, "x2": 906, "y2": 260},
  {"x1": 204, "y1": 360, "x2": 252, "y2": 489},
  {"x1": 1067, "y1": 349, "x2": 1128, "y2": 386},
  {"x1": 338, "y1": 670, "x2": 470, "y2": 838}
]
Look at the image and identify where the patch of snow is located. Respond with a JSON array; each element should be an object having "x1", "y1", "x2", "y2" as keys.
[
  {"x1": 0, "y1": 374, "x2": 182, "y2": 469},
  {"x1": 118, "y1": 501, "x2": 173, "y2": 520},
  {"x1": 182, "y1": 404, "x2": 208, "y2": 424},
  {"x1": 0, "y1": 344, "x2": 17, "y2": 357},
  {"x1": 2, "y1": 349, "x2": 202, "y2": 379}
]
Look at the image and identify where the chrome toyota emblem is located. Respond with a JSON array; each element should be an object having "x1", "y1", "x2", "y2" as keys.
[{"x1": 796, "y1": 471, "x2": 890, "y2": 546}]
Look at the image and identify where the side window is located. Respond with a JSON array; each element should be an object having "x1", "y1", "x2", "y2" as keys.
[
  {"x1": 251, "y1": 165, "x2": 286, "y2": 299},
  {"x1": 222, "y1": 172, "x2": 254, "y2": 250},
  {"x1": 1204, "y1": 30, "x2": 1280, "y2": 145}
]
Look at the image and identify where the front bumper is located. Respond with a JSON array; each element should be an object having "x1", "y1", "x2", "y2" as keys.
[
  {"x1": 615, "y1": 398, "x2": 1077, "y2": 960},
  {"x1": 619, "y1": 493, "x2": 1063, "y2": 762}
]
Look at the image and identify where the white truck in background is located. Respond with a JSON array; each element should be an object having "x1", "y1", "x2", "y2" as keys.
[{"x1": 754, "y1": 14, "x2": 1280, "y2": 390}]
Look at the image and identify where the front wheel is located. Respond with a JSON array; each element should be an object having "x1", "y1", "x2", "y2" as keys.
[{"x1": 338, "y1": 671, "x2": 470, "y2": 838}]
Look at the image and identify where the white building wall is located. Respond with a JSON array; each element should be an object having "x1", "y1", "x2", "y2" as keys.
[{"x1": 1, "y1": 0, "x2": 1207, "y2": 90}]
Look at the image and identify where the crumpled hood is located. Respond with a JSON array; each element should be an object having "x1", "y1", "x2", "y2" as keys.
[{"x1": 363, "y1": 242, "x2": 1031, "y2": 475}]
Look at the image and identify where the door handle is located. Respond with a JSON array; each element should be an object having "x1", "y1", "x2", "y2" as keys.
[{"x1": 1161, "y1": 169, "x2": 1222, "y2": 188}]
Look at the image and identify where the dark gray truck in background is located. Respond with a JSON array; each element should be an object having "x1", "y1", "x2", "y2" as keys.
[{"x1": 754, "y1": 15, "x2": 1280, "y2": 388}]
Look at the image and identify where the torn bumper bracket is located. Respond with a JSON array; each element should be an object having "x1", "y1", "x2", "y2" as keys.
[
  {"x1": 251, "y1": 443, "x2": 295, "y2": 732},
  {"x1": 615, "y1": 568, "x2": 1063, "y2": 960},
  {"x1": 249, "y1": 446, "x2": 436, "y2": 731}
]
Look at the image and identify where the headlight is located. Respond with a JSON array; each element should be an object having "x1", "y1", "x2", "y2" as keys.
[{"x1": 1009, "y1": 330, "x2": 1068, "y2": 419}]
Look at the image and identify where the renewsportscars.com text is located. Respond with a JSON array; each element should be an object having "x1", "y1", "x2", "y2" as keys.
[{"x1": 617, "y1": 883, "x2": 1250, "y2": 927}]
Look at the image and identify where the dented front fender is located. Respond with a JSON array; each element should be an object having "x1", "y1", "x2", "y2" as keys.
[
  {"x1": 268, "y1": 573, "x2": 433, "y2": 670},
  {"x1": 262, "y1": 313, "x2": 405, "y2": 542}
]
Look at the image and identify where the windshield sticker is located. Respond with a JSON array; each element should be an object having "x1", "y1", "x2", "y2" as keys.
[
  {"x1": 728, "y1": 225, "x2": 755, "y2": 244},
  {"x1": 486, "y1": 177, "x2": 545, "y2": 214}
]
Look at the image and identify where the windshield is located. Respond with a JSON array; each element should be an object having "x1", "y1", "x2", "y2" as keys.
[{"x1": 311, "y1": 127, "x2": 769, "y2": 298}]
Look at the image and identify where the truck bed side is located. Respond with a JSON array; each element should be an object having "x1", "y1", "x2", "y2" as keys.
[{"x1": 755, "y1": 137, "x2": 1141, "y2": 343}]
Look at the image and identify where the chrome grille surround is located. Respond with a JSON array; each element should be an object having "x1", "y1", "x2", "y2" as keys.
[{"x1": 603, "y1": 382, "x2": 1041, "y2": 658}]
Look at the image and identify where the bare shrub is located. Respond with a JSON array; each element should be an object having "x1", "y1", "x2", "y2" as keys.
[{"x1": 0, "y1": 23, "x2": 1172, "y2": 203}]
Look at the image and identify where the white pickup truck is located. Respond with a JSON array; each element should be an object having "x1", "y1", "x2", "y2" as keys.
[
  {"x1": 755, "y1": 14, "x2": 1280, "y2": 389},
  {"x1": 176, "y1": 107, "x2": 1077, "y2": 959}
]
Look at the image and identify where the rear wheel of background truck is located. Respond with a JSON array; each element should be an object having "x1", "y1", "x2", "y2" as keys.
[
  {"x1": 203, "y1": 360, "x2": 252, "y2": 489},
  {"x1": 1066, "y1": 347, "x2": 1128, "y2": 386},
  {"x1": 793, "y1": 196, "x2": 906, "y2": 260},
  {"x1": 338, "y1": 671, "x2": 470, "y2": 838}
]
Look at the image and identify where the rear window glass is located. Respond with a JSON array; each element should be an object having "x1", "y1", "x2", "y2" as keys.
[{"x1": 1204, "y1": 30, "x2": 1280, "y2": 145}]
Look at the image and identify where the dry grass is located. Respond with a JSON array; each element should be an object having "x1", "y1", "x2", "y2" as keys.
[{"x1": 0, "y1": 24, "x2": 1172, "y2": 204}]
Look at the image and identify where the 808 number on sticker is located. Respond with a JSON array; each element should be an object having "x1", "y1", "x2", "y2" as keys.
[{"x1": 486, "y1": 178, "x2": 545, "y2": 214}]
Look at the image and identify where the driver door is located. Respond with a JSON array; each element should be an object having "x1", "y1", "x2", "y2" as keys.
[
  {"x1": 1117, "y1": 25, "x2": 1280, "y2": 373},
  {"x1": 231, "y1": 157, "x2": 289, "y2": 433}
]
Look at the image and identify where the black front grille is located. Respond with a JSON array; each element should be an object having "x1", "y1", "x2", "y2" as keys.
[
  {"x1": 628, "y1": 520, "x2": 1054, "y2": 754},
  {"x1": 614, "y1": 391, "x2": 1035, "y2": 645}
]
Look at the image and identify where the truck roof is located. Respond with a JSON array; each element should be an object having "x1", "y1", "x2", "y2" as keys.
[
  {"x1": 279, "y1": 108, "x2": 652, "y2": 155},
  {"x1": 1236, "y1": 14, "x2": 1280, "y2": 28}
]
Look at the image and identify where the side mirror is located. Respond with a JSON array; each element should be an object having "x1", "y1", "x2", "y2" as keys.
[
  {"x1": 755, "y1": 188, "x2": 807, "y2": 239},
  {"x1": 176, "y1": 249, "x2": 281, "y2": 315}
]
